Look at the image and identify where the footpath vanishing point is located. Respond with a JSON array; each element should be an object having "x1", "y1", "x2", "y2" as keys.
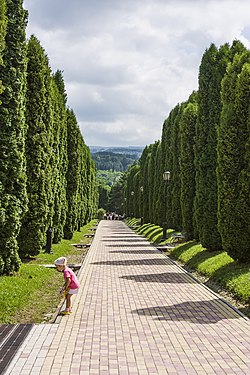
[{"x1": 2, "y1": 220, "x2": 250, "y2": 375}]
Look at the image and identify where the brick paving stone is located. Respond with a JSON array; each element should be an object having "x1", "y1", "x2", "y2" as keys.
[{"x1": 4, "y1": 220, "x2": 250, "y2": 374}]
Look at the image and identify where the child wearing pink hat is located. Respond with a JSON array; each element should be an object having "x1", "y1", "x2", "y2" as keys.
[{"x1": 54, "y1": 257, "x2": 80, "y2": 315}]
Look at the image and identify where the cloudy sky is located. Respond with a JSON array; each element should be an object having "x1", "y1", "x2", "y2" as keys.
[{"x1": 23, "y1": 0, "x2": 250, "y2": 147}]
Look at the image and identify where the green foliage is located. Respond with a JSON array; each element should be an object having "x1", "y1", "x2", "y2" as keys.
[
  {"x1": 0, "y1": 220, "x2": 96, "y2": 323},
  {"x1": 148, "y1": 142, "x2": 159, "y2": 224},
  {"x1": 18, "y1": 35, "x2": 53, "y2": 257},
  {"x1": 98, "y1": 183, "x2": 110, "y2": 210},
  {"x1": 168, "y1": 105, "x2": 182, "y2": 230},
  {"x1": 92, "y1": 151, "x2": 139, "y2": 171},
  {"x1": 97, "y1": 170, "x2": 122, "y2": 186},
  {"x1": 63, "y1": 110, "x2": 98, "y2": 238},
  {"x1": 0, "y1": 265, "x2": 60, "y2": 323},
  {"x1": 97, "y1": 208, "x2": 105, "y2": 220},
  {"x1": 139, "y1": 145, "x2": 151, "y2": 223},
  {"x1": 179, "y1": 93, "x2": 197, "y2": 240},
  {"x1": 108, "y1": 173, "x2": 127, "y2": 214},
  {"x1": 217, "y1": 46, "x2": 250, "y2": 261},
  {"x1": 0, "y1": 0, "x2": 28, "y2": 274},
  {"x1": 124, "y1": 40, "x2": 250, "y2": 264},
  {"x1": 50, "y1": 73, "x2": 68, "y2": 243},
  {"x1": 168, "y1": 241, "x2": 250, "y2": 303},
  {"x1": 0, "y1": 4, "x2": 98, "y2": 274},
  {"x1": 53, "y1": 69, "x2": 67, "y2": 104},
  {"x1": 194, "y1": 43, "x2": 230, "y2": 250},
  {"x1": 0, "y1": 0, "x2": 6, "y2": 94}
]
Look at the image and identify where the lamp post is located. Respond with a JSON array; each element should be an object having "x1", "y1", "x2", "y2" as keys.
[
  {"x1": 131, "y1": 191, "x2": 134, "y2": 217},
  {"x1": 162, "y1": 171, "x2": 171, "y2": 240},
  {"x1": 140, "y1": 186, "x2": 144, "y2": 225},
  {"x1": 45, "y1": 226, "x2": 53, "y2": 254}
]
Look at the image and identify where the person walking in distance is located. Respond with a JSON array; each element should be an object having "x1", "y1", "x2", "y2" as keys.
[{"x1": 54, "y1": 257, "x2": 80, "y2": 315}]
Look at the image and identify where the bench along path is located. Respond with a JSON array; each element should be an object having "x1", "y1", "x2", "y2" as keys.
[{"x1": 5, "y1": 220, "x2": 250, "y2": 374}]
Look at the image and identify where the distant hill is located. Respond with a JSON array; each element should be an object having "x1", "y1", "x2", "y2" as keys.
[
  {"x1": 90, "y1": 146, "x2": 143, "y2": 156},
  {"x1": 90, "y1": 146, "x2": 143, "y2": 172}
]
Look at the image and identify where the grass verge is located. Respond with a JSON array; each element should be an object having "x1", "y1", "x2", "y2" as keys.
[
  {"x1": 168, "y1": 241, "x2": 250, "y2": 302},
  {"x1": 0, "y1": 220, "x2": 97, "y2": 324},
  {"x1": 129, "y1": 222, "x2": 250, "y2": 317}
]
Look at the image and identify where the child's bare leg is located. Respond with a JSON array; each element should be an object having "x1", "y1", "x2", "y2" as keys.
[{"x1": 66, "y1": 294, "x2": 72, "y2": 311}]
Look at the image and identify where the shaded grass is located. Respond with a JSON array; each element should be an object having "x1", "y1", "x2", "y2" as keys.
[
  {"x1": 129, "y1": 222, "x2": 250, "y2": 307},
  {"x1": 169, "y1": 241, "x2": 250, "y2": 303},
  {"x1": 0, "y1": 220, "x2": 97, "y2": 324},
  {"x1": 137, "y1": 223, "x2": 174, "y2": 242}
]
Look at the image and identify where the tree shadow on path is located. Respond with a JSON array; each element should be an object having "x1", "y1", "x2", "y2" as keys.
[
  {"x1": 131, "y1": 299, "x2": 241, "y2": 324},
  {"x1": 120, "y1": 272, "x2": 196, "y2": 283},
  {"x1": 91, "y1": 258, "x2": 171, "y2": 266}
]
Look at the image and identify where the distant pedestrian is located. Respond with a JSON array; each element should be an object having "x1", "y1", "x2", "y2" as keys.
[{"x1": 54, "y1": 257, "x2": 80, "y2": 315}]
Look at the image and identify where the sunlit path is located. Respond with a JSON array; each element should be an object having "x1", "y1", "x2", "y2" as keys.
[{"x1": 5, "y1": 220, "x2": 250, "y2": 374}]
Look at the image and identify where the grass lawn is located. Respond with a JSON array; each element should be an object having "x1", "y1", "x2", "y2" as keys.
[
  {"x1": 129, "y1": 221, "x2": 250, "y2": 317},
  {"x1": 0, "y1": 220, "x2": 97, "y2": 324}
]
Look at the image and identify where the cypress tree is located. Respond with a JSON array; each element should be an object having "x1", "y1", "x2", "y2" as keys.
[
  {"x1": 154, "y1": 141, "x2": 162, "y2": 226},
  {"x1": 0, "y1": 0, "x2": 6, "y2": 272},
  {"x1": 64, "y1": 109, "x2": 82, "y2": 239},
  {"x1": 86, "y1": 150, "x2": 98, "y2": 223},
  {"x1": 0, "y1": 0, "x2": 6, "y2": 95},
  {"x1": 0, "y1": 0, "x2": 28, "y2": 273},
  {"x1": 161, "y1": 114, "x2": 172, "y2": 230},
  {"x1": 217, "y1": 47, "x2": 250, "y2": 261},
  {"x1": 179, "y1": 92, "x2": 198, "y2": 240},
  {"x1": 51, "y1": 71, "x2": 68, "y2": 243},
  {"x1": 170, "y1": 105, "x2": 182, "y2": 230},
  {"x1": 194, "y1": 43, "x2": 230, "y2": 250},
  {"x1": 148, "y1": 141, "x2": 159, "y2": 223},
  {"x1": 139, "y1": 146, "x2": 150, "y2": 223},
  {"x1": 162, "y1": 105, "x2": 182, "y2": 231},
  {"x1": 125, "y1": 163, "x2": 140, "y2": 218},
  {"x1": 18, "y1": 35, "x2": 53, "y2": 257}
]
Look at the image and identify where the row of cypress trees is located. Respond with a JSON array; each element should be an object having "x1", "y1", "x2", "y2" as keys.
[
  {"x1": 0, "y1": 0, "x2": 98, "y2": 275},
  {"x1": 124, "y1": 40, "x2": 250, "y2": 262}
]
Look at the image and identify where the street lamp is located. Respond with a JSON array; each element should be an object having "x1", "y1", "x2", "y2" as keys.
[
  {"x1": 162, "y1": 171, "x2": 171, "y2": 240},
  {"x1": 45, "y1": 226, "x2": 53, "y2": 254},
  {"x1": 163, "y1": 171, "x2": 171, "y2": 182},
  {"x1": 130, "y1": 191, "x2": 134, "y2": 217},
  {"x1": 140, "y1": 186, "x2": 144, "y2": 225}
]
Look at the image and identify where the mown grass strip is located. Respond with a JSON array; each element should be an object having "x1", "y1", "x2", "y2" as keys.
[
  {"x1": 169, "y1": 241, "x2": 250, "y2": 303},
  {"x1": 129, "y1": 222, "x2": 250, "y2": 308},
  {"x1": 0, "y1": 220, "x2": 97, "y2": 324}
]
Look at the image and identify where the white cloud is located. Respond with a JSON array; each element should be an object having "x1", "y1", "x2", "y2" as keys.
[{"x1": 24, "y1": 0, "x2": 250, "y2": 146}]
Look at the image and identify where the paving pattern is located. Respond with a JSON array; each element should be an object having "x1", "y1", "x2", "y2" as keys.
[{"x1": 4, "y1": 220, "x2": 250, "y2": 374}]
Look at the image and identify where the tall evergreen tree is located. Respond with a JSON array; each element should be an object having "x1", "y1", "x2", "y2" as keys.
[
  {"x1": 18, "y1": 35, "x2": 53, "y2": 257},
  {"x1": 0, "y1": 0, "x2": 28, "y2": 273},
  {"x1": 161, "y1": 113, "x2": 172, "y2": 230},
  {"x1": 148, "y1": 141, "x2": 159, "y2": 223},
  {"x1": 194, "y1": 43, "x2": 230, "y2": 250},
  {"x1": 162, "y1": 105, "x2": 182, "y2": 231},
  {"x1": 64, "y1": 109, "x2": 88, "y2": 238},
  {"x1": 85, "y1": 150, "x2": 98, "y2": 223},
  {"x1": 153, "y1": 141, "x2": 162, "y2": 226},
  {"x1": 170, "y1": 105, "x2": 182, "y2": 230},
  {"x1": 217, "y1": 47, "x2": 250, "y2": 261},
  {"x1": 179, "y1": 92, "x2": 197, "y2": 240},
  {"x1": 139, "y1": 146, "x2": 150, "y2": 223},
  {"x1": 50, "y1": 71, "x2": 68, "y2": 243},
  {"x1": 0, "y1": 0, "x2": 6, "y2": 95}
]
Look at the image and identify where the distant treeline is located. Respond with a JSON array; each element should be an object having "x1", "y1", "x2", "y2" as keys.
[
  {"x1": 0, "y1": 0, "x2": 98, "y2": 275},
  {"x1": 92, "y1": 151, "x2": 139, "y2": 171}
]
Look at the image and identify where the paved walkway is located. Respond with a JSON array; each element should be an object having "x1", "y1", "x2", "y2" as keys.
[{"x1": 4, "y1": 220, "x2": 250, "y2": 375}]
